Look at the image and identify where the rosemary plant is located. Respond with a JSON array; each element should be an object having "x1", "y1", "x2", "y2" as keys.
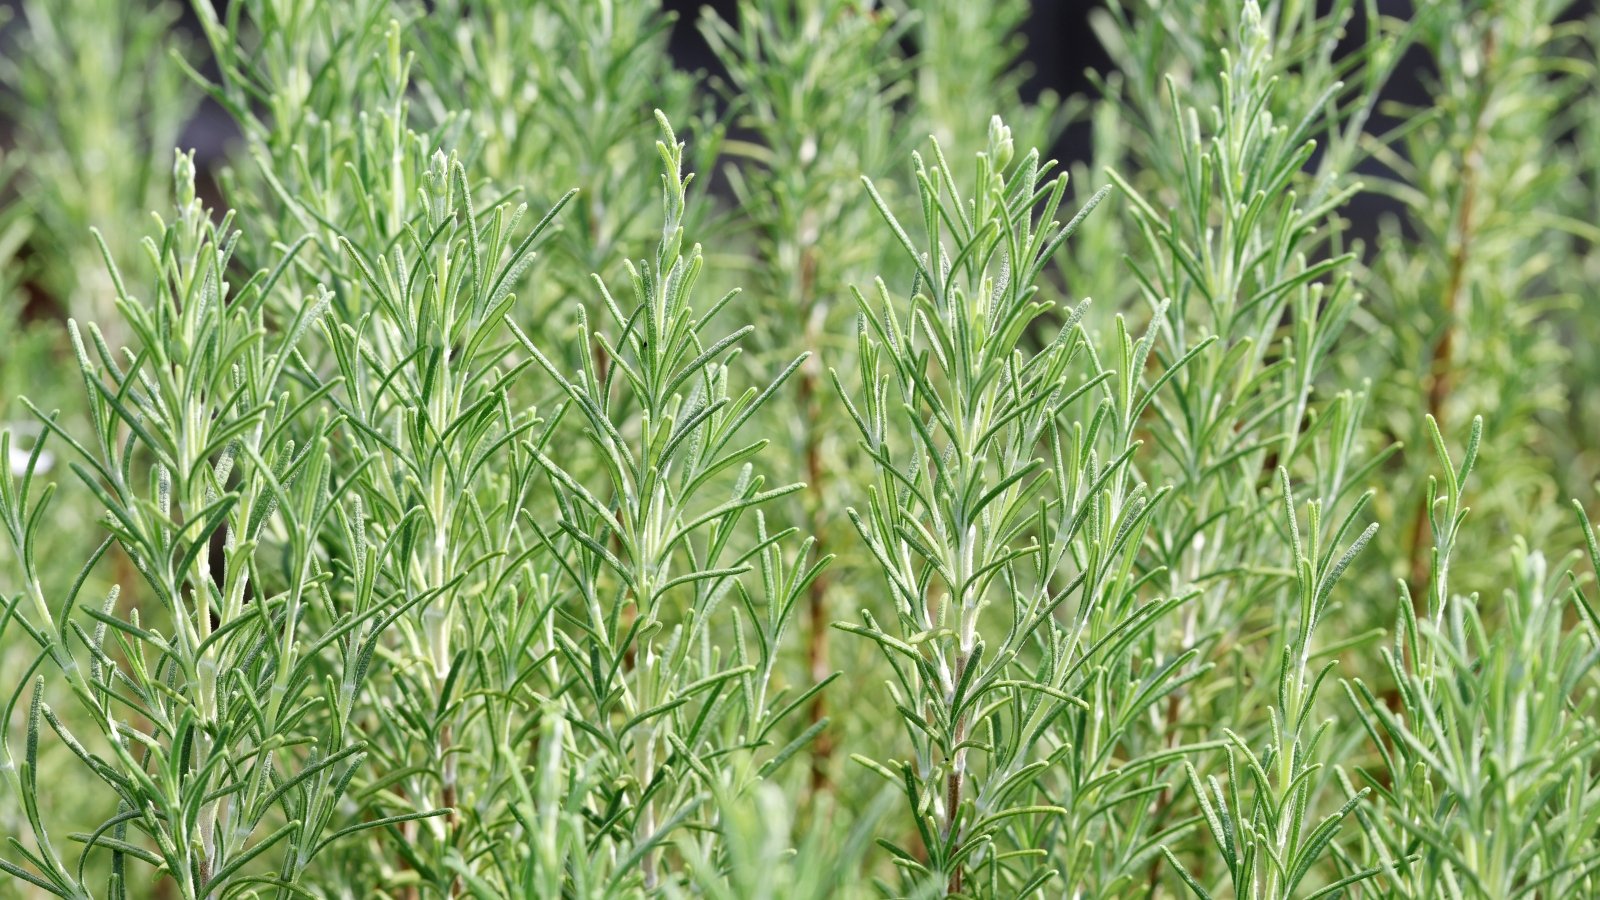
[
  {"x1": 1346, "y1": 418, "x2": 1600, "y2": 898},
  {"x1": 415, "y1": 0, "x2": 718, "y2": 305},
  {"x1": 899, "y1": 0, "x2": 1061, "y2": 165},
  {"x1": 699, "y1": 0, "x2": 905, "y2": 791},
  {"x1": 1083, "y1": 5, "x2": 1394, "y2": 893},
  {"x1": 184, "y1": 0, "x2": 454, "y2": 321},
  {"x1": 835, "y1": 117, "x2": 1192, "y2": 895},
  {"x1": 504, "y1": 112, "x2": 823, "y2": 891},
  {"x1": 1360, "y1": 0, "x2": 1592, "y2": 594},
  {"x1": 0, "y1": 0, "x2": 197, "y2": 333},
  {"x1": 0, "y1": 153, "x2": 402, "y2": 898},
  {"x1": 2, "y1": 1, "x2": 1598, "y2": 897}
]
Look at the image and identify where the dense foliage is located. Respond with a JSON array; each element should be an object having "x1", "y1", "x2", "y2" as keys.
[{"x1": 2, "y1": 0, "x2": 1599, "y2": 897}]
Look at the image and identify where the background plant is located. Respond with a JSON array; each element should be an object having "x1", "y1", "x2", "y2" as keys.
[
  {"x1": 1358, "y1": 0, "x2": 1595, "y2": 595},
  {"x1": 0, "y1": 0, "x2": 197, "y2": 335},
  {"x1": 698, "y1": 0, "x2": 907, "y2": 792}
]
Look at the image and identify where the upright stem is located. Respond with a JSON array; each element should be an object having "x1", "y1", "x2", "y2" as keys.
[
  {"x1": 794, "y1": 244, "x2": 835, "y2": 794},
  {"x1": 945, "y1": 648, "x2": 971, "y2": 896},
  {"x1": 801, "y1": 362, "x2": 833, "y2": 793},
  {"x1": 945, "y1": 596, "x2": 978, "y2": 896},
  {"x1": 1408, "y1": 28, "x2": 1495, "y2": 606},
  {"x1": 640, "y1": 722, "x2": 659, "y2": 889}
]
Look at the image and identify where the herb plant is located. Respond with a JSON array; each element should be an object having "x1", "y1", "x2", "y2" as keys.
[{"x1": 3, "y1": 1, "x2": 1599, "y2": 897}]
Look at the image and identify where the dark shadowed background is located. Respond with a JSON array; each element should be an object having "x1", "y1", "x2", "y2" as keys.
[{"x1": 0, "y1": 0, "x2": 1593, "y2": 256}]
